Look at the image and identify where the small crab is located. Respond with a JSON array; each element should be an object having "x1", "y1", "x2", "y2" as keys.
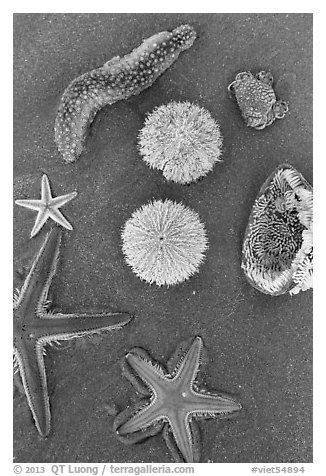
[{"x1": 228, "y1": 71, "x2": 288, "y2": 130}]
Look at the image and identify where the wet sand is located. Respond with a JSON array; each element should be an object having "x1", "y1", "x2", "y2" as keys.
[{"x1": 13, "y1": 13, "x2": 312, "y2": 463}]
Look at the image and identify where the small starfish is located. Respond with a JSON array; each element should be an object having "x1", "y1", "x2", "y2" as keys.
[
  {"x1": 14, "y1": 225, "x2": 132, "y2": 437},
  {"x1": 15, "y1": 174, "x2": 77, "y2": 237},
  {"x1": 114, "y1": 336, "x2": 241, "y2": 463}
]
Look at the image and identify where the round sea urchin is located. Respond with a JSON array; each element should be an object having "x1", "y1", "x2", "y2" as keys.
[
  {"x1": 121, "y1": 199, "x2": 208, "y2": 286},
  {"x1": 138, "y1": 102, "x2": 223, "y2": 184},
  {"x1": 242, "y1": 164, "x2": 313, "y2": 296}
]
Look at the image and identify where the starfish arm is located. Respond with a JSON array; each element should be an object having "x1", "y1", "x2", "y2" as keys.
[
  {"x1": 168, "y1": 413, "x2": 195, "y2": 463},
  {"x1": 15, "y1": 199, "x2": 43, "y2": 211},
  {"x1": 30, "y1": 209, "x2": 50, "y2": 237},
  {"x1": 117, "y1": 398, "x2": 162, "y2": 435},
  {"x1": 166, "y1": 419, "x2": 201, "y2": 463},
  {"x1": 15, "y1": 227, "x2": 62, "y2": 314},
  {"x1": 36, "y1": 311, "x2": 132, "y2": 341},
  {"x1": 51, "y1": 191, "x2": 78, "y2": 208},
  {"x1": 114, "y1": 399, "x2": 164, "y2": 443},
  {"x1": 121, "y1": 348, "x2": 154, "y2": 397},
  {"x1": 186, "y1": 390, "x2": 242, "y2": 417},
  {"x1": 41, "y1": 174, "x2": 53, "y2": 203},
  {"x1": 167, "y1": 337, "x2": 199, "y2": 374},
  {"x1": 173, "y1": 336, "x2": 203, "y2": 387},
  {"x1": 14, "y1": 343, "x2": 50, "y2": 437},
  {"x1": 162, "y1": 424, "x2": 184, "y2": 462},
  {"x1": 125, "y1": 350, "x2": 167, "y2": 394},
  {"x1": 48, "y1": 208, "x2": 73, "y2": 230}
]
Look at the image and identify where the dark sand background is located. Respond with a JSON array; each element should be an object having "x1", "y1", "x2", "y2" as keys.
[{"x1": 13, "y1": 13, "x2": 312, "y2": 463}]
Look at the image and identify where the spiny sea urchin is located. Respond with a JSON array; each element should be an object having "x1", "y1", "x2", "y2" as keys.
[
  {"x1": 138, "y1": 102, "x2": 223, "y2": 184},
  {"x1": 242, "y1": 164, "x2": 313, "y2": 296},
  {"x1": 121, "y1": 199, "x2": 208, "y2": 286}
]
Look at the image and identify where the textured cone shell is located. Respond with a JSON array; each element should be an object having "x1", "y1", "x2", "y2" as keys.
[{"x1": 241, "y1": 163, "x2": 313, "y2": 296}]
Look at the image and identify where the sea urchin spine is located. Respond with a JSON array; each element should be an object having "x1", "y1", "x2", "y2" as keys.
[
  {"x1": 121, "y1": 199, "x2": 208, "y2": 286},
  {"x1": 138, "y1": 101, "x2": 223, "y2": 184},
  {"x1": 242, "y1": 163, "x2": 313, "y2": 296},
  {"x1": 55, "y1": 25, "x2": 197, "y2": 163}
]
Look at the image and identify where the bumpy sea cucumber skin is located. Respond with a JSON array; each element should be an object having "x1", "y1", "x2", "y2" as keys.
[{"x1": 54, "y1": 25, "x2": 197, "y2": 163}]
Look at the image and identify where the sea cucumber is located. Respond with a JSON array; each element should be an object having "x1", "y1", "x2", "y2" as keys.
[{"x1": 54, "y1": 24, "x2": 197, "y2": 163}]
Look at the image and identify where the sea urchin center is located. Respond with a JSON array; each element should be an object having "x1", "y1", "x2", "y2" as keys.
[
  {"x1": 138, "y1": 102, "x2": 223, "y2": 184},
  {"x1": 122, "y1": 199, "x2": 208, "y2": 286}
]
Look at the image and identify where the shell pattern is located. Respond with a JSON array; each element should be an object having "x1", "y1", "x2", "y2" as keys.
[{"x1": 242, "y1": 164, "x2": 313, "y2": 296}]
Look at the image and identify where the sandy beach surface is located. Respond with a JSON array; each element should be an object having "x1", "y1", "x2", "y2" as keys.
[{"x1": 13, "y1": 13, "x2": 312, "y2": 463}]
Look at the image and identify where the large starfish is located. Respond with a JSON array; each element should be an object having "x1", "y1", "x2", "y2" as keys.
[
  {"x1": 15, "y1": 174, "x2": 77, "y2": 237},
  {"x1": 114, "y1": 336, "x2": 241, "y2": 463},
  {"x1": 14, "y1": 225, "x2": 132, "y2": 437}
]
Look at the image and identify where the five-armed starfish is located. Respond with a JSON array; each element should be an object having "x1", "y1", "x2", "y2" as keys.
[
  {"x1": 114, "y1": 336, "x2": 241, "y2": 462},
  {"x1": 15, "y1": 174, "x2": 77, "y2": 237},
  {"x1": 13, "y1": 225, "x2": 132, "y2": 437}
]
